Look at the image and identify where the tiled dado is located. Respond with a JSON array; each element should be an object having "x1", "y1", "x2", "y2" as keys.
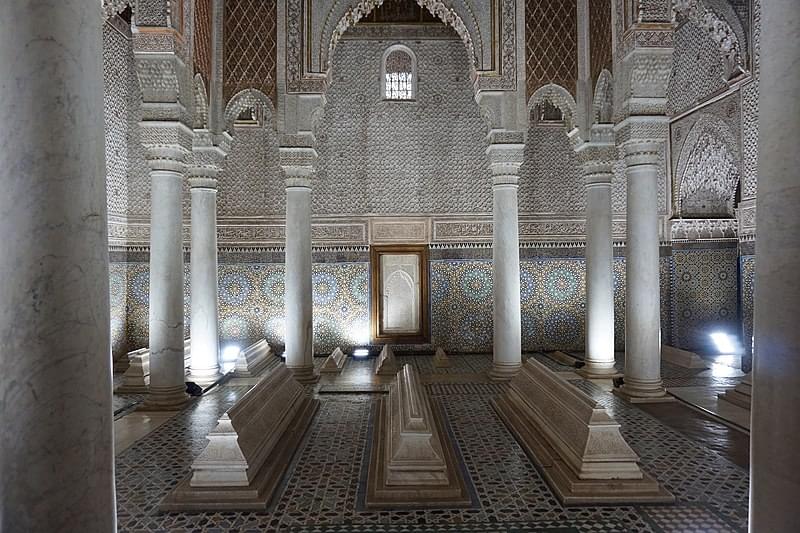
[
  {"x1": 116, "y1": 262, "x2": 369, "y2": 355},
  {"x1": 113, "y1": 249, "x2": 740, "y2": 356},
  {"x1": 669, "y1": 247, "x2": 740, "y2": 351},
  {"x1": 430, "y1": 258, "x2": 672, "y2": 353}
]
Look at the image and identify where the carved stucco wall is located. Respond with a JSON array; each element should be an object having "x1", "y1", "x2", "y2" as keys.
[
  {"x1": 102, "y1": 18, "x2": 152, "y2": 220},
  {"x1": 217, "y1": 123, "x2": 284, "y2": 216},
  {"x1": 667, "y1": 0, "x2": 751, "y2": 116},
  {"x1": 314, "y1": 32, "x2": 492, "y2": 215},
  {"x1": 667, "y1": 17, "x2": 727, "y2": 115},
  {"x1": 103, "y1": 19, "x2": 133, "y2": 218},
  {"x1": 518, "y1": 125, "x2": 584, "y2": 214}
]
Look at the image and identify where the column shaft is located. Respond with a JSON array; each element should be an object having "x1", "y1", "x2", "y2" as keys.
[
  {"x1": 146, "y1": 169, "x2": 189, "y2": 408},
  {"x1": 189, "y1": 178, "x2": 221, "y2": 385},
  {"x1": 581, "y1": 166, "x2": 617, "y2": 377},
  {"x1": 490, "y1": 179, "x2": 523, "y2": 380},
  {"x1": 285, "y1": 182, "x2": 317, "y2": 383},
  {"x1": 616, "y1": 143, "x2": 669, "y2": 402},
  {"x1": 750, "y1": 1, "x2": 800, "y2": 530},
  {"x1": 0, "y1": 1, "x2": 116, "y2": 530}
]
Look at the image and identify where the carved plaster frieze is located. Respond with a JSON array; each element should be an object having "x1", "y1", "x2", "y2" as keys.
[
  {"x1": 737, "y1": 200, "x2": 756, "y2": 235},
  {"x1": 433, "y1": 220, "x2": 493, "y2": 241},
  {"x1": 371, "y1": 218, "x2": 430, "y2": 244},
  {"x1": 312, "y1": 223, "x2": 368, "y2": 244},
  {"x1": 670, "y1": 218, "x2": 738, "y2": 240}
]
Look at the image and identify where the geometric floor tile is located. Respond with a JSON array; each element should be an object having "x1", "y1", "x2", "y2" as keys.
[{"x1": 114, "y1": 353, "x2": 748, "y2": 532}]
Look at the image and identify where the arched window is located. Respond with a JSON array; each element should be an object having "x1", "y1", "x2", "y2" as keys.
[{"x1": 382, "y1": 45, "x2": 416, "y2": 100}]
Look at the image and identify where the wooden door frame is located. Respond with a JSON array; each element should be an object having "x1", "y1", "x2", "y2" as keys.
[{"x1": 370, "y1": 245, "x2": 430, "y2": 344}]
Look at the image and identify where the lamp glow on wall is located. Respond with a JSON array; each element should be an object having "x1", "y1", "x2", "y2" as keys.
[
  {"x1": 710, "y1": 331, "x2": 736, "y2": 354},
  {"x1": 348, "y1": 320, "x2": 370, "y2": 346},
  {"x1": 220, "y1": 344, "x2": 241, "y2": 373}
]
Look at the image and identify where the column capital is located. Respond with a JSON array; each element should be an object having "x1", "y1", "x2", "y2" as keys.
[
  {"x1": 146, "y1": 145, "x2": 189, "y2": 174},
  {"x1": 188, "y1": 177, "x2": 218, "y2": 190},
  {"x1": 583, "y1": 162, "x2": 614, "y2": 187},
  {"x1": 622, "y1": 140, "x2": 663, "y2": 168},
  {"x1": 284, "y1": 176, "x2": 312, "y2": 189},
  {"x1": 486, "y1": 131, "x2": 525, "y2": 182},
  {"x1": 280, "y1": 141, "x2": 318, "y2": 189},
  {"x1": 141, "y1": 121, "x2": 194, "y2": 173}
]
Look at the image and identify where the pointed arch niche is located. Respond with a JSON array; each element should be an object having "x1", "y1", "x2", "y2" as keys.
[{"x1": 371, "y1": 245, "x2": 430, "y2": 343}]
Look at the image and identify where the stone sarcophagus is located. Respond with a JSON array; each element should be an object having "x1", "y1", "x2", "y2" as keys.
[
  {"x1": 115, "y1": 338, "x2": 191, "y2": 393},
  {"x1": 374, "y1": 344, "x2": 398, "y2": 376},
  {"x1": 320, "y1": 346, "x2": 347, "y2": 374},
  {"x1": 366, "y1": 364, "x2": 471, "y2": 508},
  {"x1": 661, "y1": 345, "x2": 707, "y2": 369},
  {"x1": 492, "y1": 358, "x2": 674, "y2": 505},
  {"x1": 233, "y1": 339, "x2": 276, "y2": 377},
  {"x1": 161, "y1": 364, "x2": 319, "y2": 511}
]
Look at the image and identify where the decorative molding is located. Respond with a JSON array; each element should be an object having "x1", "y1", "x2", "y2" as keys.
[
  {"x1": 669, "y1": 218, "x2": 738, "y2": 240},
  {"x1": 370, "y1": 218, "x2": 430, "y2": 244}
]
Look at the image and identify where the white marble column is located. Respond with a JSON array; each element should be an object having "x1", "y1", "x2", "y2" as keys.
[
  {"x1": 284, "y1": 176, "x2": 318, "y2": 383},
  {"x1": 0, "y1": 1, "x2": 116, "y2": 530},
  {"x1": 749, "y1": 1, "x2": 800, "y2": 530},
  {"x1": 145, "y1": 152, "x2": 189, "y2": 409},
  {"x1": 188, "y1": 176, "x2": 221, "y2": 385},
  {"x1": 579, "y1": 161, "x2": 617, "y2": 378},
  {"x1": 615, "y1": 142, "x2": 671, "y2": 402},
  {"x1": 487, "y1": 139, "x2": 525, "y2": 381}
]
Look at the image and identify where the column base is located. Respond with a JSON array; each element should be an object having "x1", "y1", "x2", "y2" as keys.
[
  {"x1": 288, "y1": 365, "x2": 319, "y2": 385},
  {"x1": 488, "y1": 361, "x2": 522, "y2": 382},
  {"x1": 575, "y1": 365, "x2": 624, "y2": 380},
  {"x1": 143, "y1": 384, "x2": 189, "y2": 410},
  {"x1": 613, "y1": 382, "x2": 675, "y2": 404},
  {"x1": 186, "y1": 368, "x2": 223, "y2": 388}
]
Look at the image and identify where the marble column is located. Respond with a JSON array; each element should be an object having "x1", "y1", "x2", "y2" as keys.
[
  {"x1": 579, "y1": 161, "x2": 617, "y2": 378},
  {"x1": 188, "y1": 176, "x2": 221, "y2": 385},
  {"x1": 487, "y1": 139, "x2": 525, "y2": 381},
  {"x1": 614, "y1": 142, "x2": 671, "y2": 402},
  {"x1": 284, "y1": 176, "x2": 318, "y2": 383},
  {"x1": 145, "y1": 151, "x2": 189, "y2": 409},
  {"x1": 0, "y1": 1, "x2": 116, "y2": 530},
  {"x1": 749, "y1": 1, "x2": 800, "y2": 530}
]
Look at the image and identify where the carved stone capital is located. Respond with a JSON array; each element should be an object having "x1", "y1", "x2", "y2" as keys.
[
  {"x1": 582, "y1": 161, "x2": 615, "y2": 187},
  {"x1": 190, "y1": 129, "x2": 230, "y2": 175},
  {"x1": 284, "y1": 176, "x2": 312, "y2": 189},
  {"x1": 486, "y1": 133, "x2": 525, "y2": 179},
  {"x1": 622, "y1": 141, "x2": 663, "y2": 168},
  {"x1": 279, "y1": 145, "x2": 318, "y2": 180},
  {"x1": 188, "y1": 177, "x2": 218, "y2": 190},
  {"x1": 145, "y1": 145, "x2": 188, "y2": 173}
]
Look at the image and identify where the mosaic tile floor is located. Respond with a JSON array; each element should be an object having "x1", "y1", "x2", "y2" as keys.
[{"x1": 114, "y1": 353, "x2": 749, "y2": 532}]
